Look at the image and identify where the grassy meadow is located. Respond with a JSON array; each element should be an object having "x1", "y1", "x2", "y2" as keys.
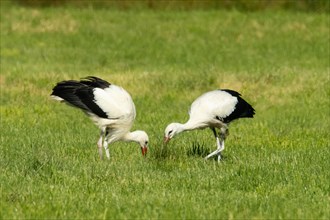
[{"x1": 1, "y1": 2, "x2": 329, "y2": 219}]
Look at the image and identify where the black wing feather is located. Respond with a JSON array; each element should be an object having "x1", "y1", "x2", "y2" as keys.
[
  {"x1": 219, "y1": 89, "x2": 255, "y2": 123},
  {"x1": 51, "y1": 77, "x2": 111, "y2": 119},
  {"x1": 51, "y1": 81, "x2": 91, "y2": 112},
  {"x1": 80, "y1": 76, "x2": 111, "y2": 89}
]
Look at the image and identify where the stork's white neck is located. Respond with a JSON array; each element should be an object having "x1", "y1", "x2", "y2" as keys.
[
  {"x1": 175, "y1": 120, "x2": 207, "y2": 134},
  {"x1": 122, "y1": 131, "x2": 142, "y2": 143}
]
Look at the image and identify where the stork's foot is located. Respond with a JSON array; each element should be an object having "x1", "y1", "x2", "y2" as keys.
[
  {"x1": 204, "y1": 146, "x2": 224, "y2": 162},
  {"x1": 104, "y1": 146, "x2": 110, "y2": 160},
  {"x1": 98, "y1": 147, "x2": 103, "y2": 160},
  {"x1": 103, "y1": 141, "x2": 110, "y2": 160},
  {"x1": 217, "y1": 152, "x2": 222, "y2": 162},
  {"x1": 205, "y1": 149, "x2": 222, "y2": 161}
]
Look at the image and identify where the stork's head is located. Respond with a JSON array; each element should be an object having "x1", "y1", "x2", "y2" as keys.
[
  {"x1": 164, "y1": 123, "x2": 182, "y2": 143},
  {"x1": 134, "y1": 130, "x2": 149, "y2": 157}
]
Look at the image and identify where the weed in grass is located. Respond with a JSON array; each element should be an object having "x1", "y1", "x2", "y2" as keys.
[
  {"x1": 152, "y1": 142, "x2": 170, "y2": 160},
  {"x1": 186, "y1": 141, "x2": 210, "y2": 158}
]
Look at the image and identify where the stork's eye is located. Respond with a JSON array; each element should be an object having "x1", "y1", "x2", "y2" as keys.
[
  {"x1": 145, "y1": 141, "x2": 148, "y2": 145},
  {"x1": 168, "y1": 130, "x2": 173, "y2": 135}
]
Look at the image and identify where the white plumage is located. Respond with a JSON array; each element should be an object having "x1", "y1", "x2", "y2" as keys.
[
  {"x1": 93, "y1": 86, "x2": 135, "y2": 119},
  {"x1": 51, "y1": 76, "x2": 148, "y2": 159},
  {"x1": 164, "y1": 89, "x2": 255, "y2": 161}
]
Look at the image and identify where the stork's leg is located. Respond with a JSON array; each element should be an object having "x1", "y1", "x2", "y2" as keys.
[
  {"x1": 97, "y1": 128, "x2": 106, "y2": 160},
  {"x1": 205, "y1": 142, "x2": 222, "y2": 160},
  {"x1": 216, "y1": 127, "x2": 228, "y2": 161},
  {"x1": 205, "y1": 128, "x2": 223, "y2": 160},
  {"x1": 104, "y1": 128, "x2": 110, "y2": 160},
  {"x1": 97, "y1": 136, "x2": 103, "y2": 159},
  {"x1": 215, "y1": 138, "x2": 224, "y2": 162},
  {"x1": 220, "y1": 127, "x2": 228, "y2": 150},
  {"x1": 205, "y1": 127, "x2": 229, "y2": 161},
  {"x1": 212, "y1": 127, "x2": 229, "y2": 161},
  {"x1": 103, "y1": 140, "x2": 110, "y2": 160}
]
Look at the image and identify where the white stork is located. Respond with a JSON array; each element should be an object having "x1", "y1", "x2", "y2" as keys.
[
  {"x1": 164, "y1": 89, "x2": 255, "y2": 161},
  {"x1": 51, "y1": 76, "x2": 149, "y2": 160}
]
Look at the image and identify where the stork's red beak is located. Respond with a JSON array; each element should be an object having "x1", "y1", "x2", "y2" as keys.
[
  {"x1": 141, "y1": 146, "x2": 148, "y2": 157},
  {"x1": 164, "y1": 136, "x2": 170, "y2": 144}
]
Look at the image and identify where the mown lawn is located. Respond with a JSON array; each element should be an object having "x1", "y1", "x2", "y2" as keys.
[{"x1": 1, "y1": 2, "x2": 329, "y2": 219}]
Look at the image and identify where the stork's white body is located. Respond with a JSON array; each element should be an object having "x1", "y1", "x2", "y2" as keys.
[
  {"x1": 88, "y1": 85, "x2": 136, "y2": 144},
  {"x1": 164, "y1": 89, "x2": 255, "y2": 161},
  {"x1": 51, "y1": 76, "x2": 148, "y2": 159},
  {"x1": 186, "y1": 90, "x2": 239, "y2": 129}
]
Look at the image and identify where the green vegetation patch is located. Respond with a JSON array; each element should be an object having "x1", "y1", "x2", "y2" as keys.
[{"x1": 1, "y1": 2, "x2": 329, "y2": 219}]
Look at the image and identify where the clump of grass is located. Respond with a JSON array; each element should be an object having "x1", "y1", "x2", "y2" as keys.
[
  {"x1": 152, "y1": 141, "x2": 171, "y2": 160},
  {"x1": 186, "y1": 141, "x2": 210, "y2": 158}
]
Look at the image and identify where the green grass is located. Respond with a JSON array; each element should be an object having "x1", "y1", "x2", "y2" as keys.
[{"x1": 1, "y1": 2, "x2": 329, "y2": 219}]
